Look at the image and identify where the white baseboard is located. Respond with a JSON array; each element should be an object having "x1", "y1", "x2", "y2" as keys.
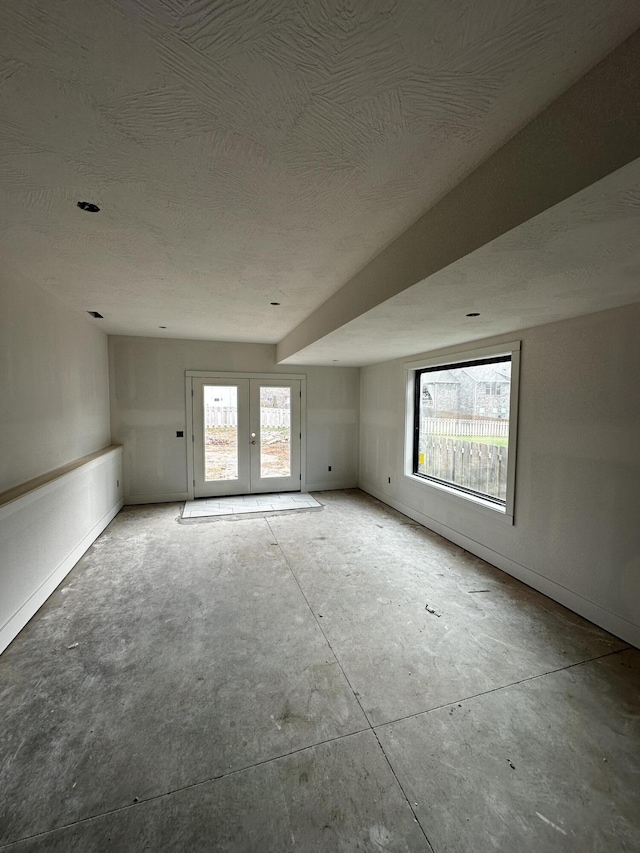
[
  {"x1": 0, "y1": 499, "x2": 123, "y2": 655},
  {"x1": 125, "y1": 492, "x2": 189, "y2": 505},
  {"x1": 306, "y1": 482, "x2": 357, "y2": 492},
  {"x1": 124, "y1": 481, "x2": 358, "y2": 506},
  {"x1": 125, "y1": 487, "x2": 356, "y2": 504},
  {"x1": 360, "y1": 483, "x2": 639, "y2": 649}
]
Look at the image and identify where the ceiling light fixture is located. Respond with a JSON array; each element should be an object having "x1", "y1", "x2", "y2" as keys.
[
  {"x1": 77, "y1": 201, "x2": 100, "y2": 213},
  {"x1": 466, "y1": 312, "x2": 480, "y2": 317},
  {"x1": 87, "y1": 311, "x2": 103, "y2": 318}
]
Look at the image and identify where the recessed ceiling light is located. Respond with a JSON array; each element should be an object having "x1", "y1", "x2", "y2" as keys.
[
  {"x1": 77, "y1": 201, "x2": 100, "y2": 213},
  {"x1": 270, "y1": 302, "x2": 281, "y2": 306},
  {"x1": 466, "y1": 312, "x2": 480, "y2": 317},
  {"x1": 87, "y1": 311, "x2": 103, "y2": 318}
]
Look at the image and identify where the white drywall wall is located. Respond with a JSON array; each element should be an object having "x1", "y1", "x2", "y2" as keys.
[
  {"x1": 0, "y1": 265, "x2": 111, "y2": 493},
  {"x1": 108, "y1": 337, "x2": 359, "y2": 502},
  {"x1": 0, "y1": 266, "x2": 117, "y2": 654},
  {"x1": 359, "y1": 303, "x2": 640, "y2": 647},
  {"x1": 0, "y1": 448, "x2": 123, "y2": 655}
]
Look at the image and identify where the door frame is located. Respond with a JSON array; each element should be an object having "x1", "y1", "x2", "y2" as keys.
[{"x1": 185, "y1": 371, "x2": 307, "y2": 501}]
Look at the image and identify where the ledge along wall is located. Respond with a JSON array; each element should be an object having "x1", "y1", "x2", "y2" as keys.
[
  {"x1": 359, "y1": 303, "x2": 640, "y2": 649},
  {"x1": 0, "y1": 266, "x2": 120, "y2": 654}
]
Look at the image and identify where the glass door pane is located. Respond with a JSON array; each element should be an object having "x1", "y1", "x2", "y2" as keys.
[
  {"x1": 259, "y1": 386, "x2": 291, "y2": 478},
  {"x1": 249, "y1": 379, "x2": 301, "y2": 493},
  {"x1": 204, "y1": 385, "x2": 238, "y2": 481},
  {"x1": 193, "y1": 377, "x2": 250, "y2": 497}
]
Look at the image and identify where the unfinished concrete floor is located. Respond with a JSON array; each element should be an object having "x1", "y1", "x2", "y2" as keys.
[{"x1": 1, "y1": 489, "x2": 639, "y2": 852}]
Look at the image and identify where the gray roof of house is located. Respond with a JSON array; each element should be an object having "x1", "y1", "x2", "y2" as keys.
[{"x1": 422, "y1": 364, "x2": 510, "y2": 385}]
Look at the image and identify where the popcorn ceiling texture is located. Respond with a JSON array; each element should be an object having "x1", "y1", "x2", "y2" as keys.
[{"x1": 0, "y1": 0, "x2": 638, "y2": 342}]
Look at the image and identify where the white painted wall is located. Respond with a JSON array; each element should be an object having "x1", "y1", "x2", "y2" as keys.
[
  {"x1": 108, "y1": 337, "x2": 359, "y2": 502},
  {"x1": 0, "y1": 448, "x2": 123, "y2": 654},
  {"x1": 0, "y1": 266, "x2": 118, "y2": 654},
  {"x1": 359, "y1": 303, "x2": 640, "y2": 647},
  {"x1": 0, "y1": 266, "x2": 111, "y2": 493}
]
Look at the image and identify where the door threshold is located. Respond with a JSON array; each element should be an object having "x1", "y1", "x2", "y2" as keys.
[{"x1": 182, "y1": 492, "x2": 321, "y2": 519}]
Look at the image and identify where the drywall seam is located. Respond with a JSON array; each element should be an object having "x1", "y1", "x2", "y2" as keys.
[
  {"x1": 0, "y1": 499, "x2": 123, "y2": 656},
  {"x1": 360, "y1": 483, "x2": 640, "y2": 649}
]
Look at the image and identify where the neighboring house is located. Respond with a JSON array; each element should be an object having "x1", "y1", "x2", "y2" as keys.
[{"x1": 422, "y1": 365, "x2": 510, "y2": 419}]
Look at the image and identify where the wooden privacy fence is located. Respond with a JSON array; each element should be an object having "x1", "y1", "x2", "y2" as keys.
[
  {"x1": 205, "y1": 406, "x2": 290, "y2": 428},
  {"x1": 421, "y1": 436, "x2": 508, "y2": 502},
  {"x1": 205, "y1": 406, "x2": 237, "y2": 427},
  {"x1": 423, "y1": 417, "x2": 509, "y2": 437}
]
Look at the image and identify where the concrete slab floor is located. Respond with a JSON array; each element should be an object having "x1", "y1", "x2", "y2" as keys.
[{"x1": 1, "y1": 489, "x2": 638, "y2": 852}]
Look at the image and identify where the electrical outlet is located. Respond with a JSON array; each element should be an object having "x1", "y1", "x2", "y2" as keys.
[
  {"x1": 328, "y1": 465, "x2": 332, "y2": 472},
  {"x1": 176, "y1": 430, "x2": 184, "y2": 438}
]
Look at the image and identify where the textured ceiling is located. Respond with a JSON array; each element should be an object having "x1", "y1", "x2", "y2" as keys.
[
  {"x1": 283, "y1": 157, "x2": 640, "y2": 364},
  {"x1": 1, "y1": 1, "x2": 639, "y2": 347}
]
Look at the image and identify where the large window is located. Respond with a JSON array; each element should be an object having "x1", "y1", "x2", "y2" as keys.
[{"x1": 408, "y1": 343, "x2": 519, "y2": 516}]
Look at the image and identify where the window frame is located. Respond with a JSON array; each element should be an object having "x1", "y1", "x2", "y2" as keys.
[{"x1": 403, "y1": 341, "x2": 521, "y2": 523}]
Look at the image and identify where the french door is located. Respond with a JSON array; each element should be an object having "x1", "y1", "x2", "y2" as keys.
[{"x1": 191, "y1": 377, "x2": 302, "y2": 497}]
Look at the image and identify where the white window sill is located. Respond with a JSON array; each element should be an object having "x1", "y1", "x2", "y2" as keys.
[{"x1": 403, "y1": 472, "x2": 514, "y2": 524}]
